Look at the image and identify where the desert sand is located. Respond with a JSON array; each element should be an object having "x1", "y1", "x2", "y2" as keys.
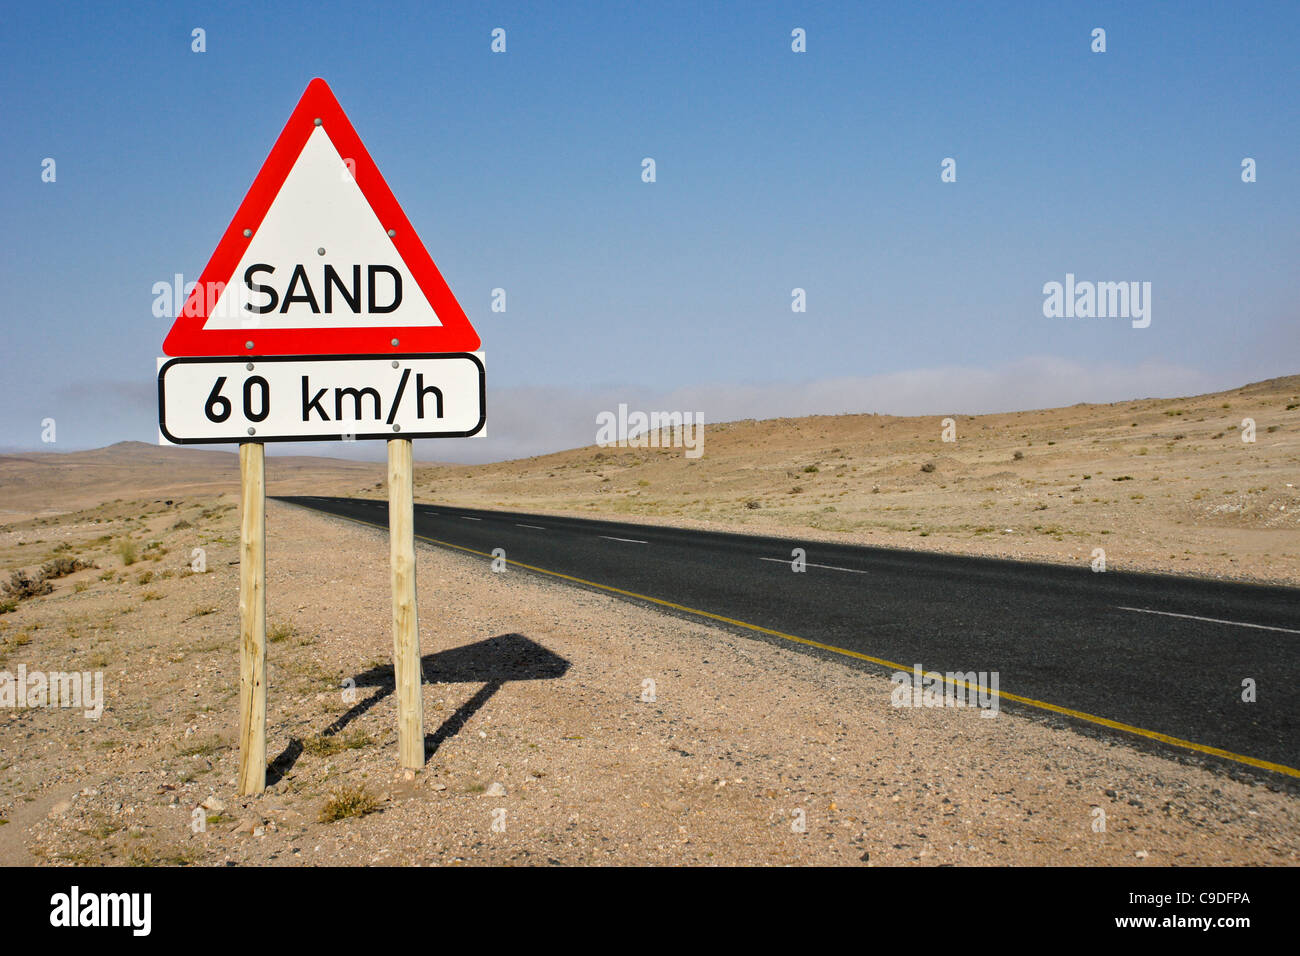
[
  {"x1": 0, "y1": 376, "x2": 1296, "y2": 865},
  {"x1": 1, "y1": 498, "x2": 1296, "y2": 866}
]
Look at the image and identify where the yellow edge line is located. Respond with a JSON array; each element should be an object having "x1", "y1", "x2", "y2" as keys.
[{"x1": 305, "y1": 504, "x2": 1300, "y2": 780}]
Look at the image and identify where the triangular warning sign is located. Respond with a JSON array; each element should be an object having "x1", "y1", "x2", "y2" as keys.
[{"x1": 162, "y1": 78, "x2": 480, "y2": 357}]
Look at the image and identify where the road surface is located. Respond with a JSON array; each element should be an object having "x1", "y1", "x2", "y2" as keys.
[{"x1": 280, "y1": 495, "x2": 1300, "y2": 779}]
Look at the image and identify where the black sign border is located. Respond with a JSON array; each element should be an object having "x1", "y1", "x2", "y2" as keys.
[{"x1": 157, "y1": 352, "x2": 486, "y2": 444}]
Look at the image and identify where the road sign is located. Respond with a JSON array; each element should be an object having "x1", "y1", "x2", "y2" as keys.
[
  {"x1": 161, "y1": 77, "x2": 480, "y2": 357},
  {"x1": 156, "y1": 78, "x2": 480, "y2": 791},
  {"x1": 158, "y1": 353, "x2": 485, "y2": 443}
]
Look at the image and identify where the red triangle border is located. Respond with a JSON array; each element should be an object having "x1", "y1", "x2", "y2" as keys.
[{"x1": 162, "y1": 78, "x2": 480, "y2": 357}]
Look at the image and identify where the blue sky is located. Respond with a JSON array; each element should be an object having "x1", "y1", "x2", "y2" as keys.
[{"x1": 1, "y1": 1, "x2": 1296, "y2": 461}]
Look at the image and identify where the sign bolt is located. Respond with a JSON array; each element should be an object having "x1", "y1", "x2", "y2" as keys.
[
  {"x1": 242, "y1": 228, "x2": 252, "y2": 237},
  {"x1": 387, "y1": 229, "x2": 396, "y2": 237},
  {"x1": 393, "y1": 424, "x2": 401, "y2": 432},
  {"x1": 313, "y1": 118, "x2": 322, "y2": 126},
  {"x1": 245, "y1": 341, "x2": 254, "y2": 350},
  {"x1": 391, "y1": 338, "x2": 399, "y2": 347},
  {"x1": 247, "y1": 427, "x2": 256, "y2": 436},
  {"x1": 392, "y1": 360, "x2": 399, "y2": 368},
  {"x1": 245, "y1": 362, "x2": 254, "y2": 371},
  {"x1": 316, "y1": 247, "x2": 325, "y2": 256}
]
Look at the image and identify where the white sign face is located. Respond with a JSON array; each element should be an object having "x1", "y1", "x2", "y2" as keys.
[
  {"x1": 158, "y1": 354, "x2": 484, "y2": 443},
  {"x1": 201, "y1": 127, "x2": 443, "y2": 332}
]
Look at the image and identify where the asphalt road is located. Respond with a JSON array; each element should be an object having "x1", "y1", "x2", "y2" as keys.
[{"x1": 280, "y1": 495, "x2": 1300, "y2": 779}]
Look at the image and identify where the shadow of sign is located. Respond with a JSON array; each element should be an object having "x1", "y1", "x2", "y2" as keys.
[{"x1": 268, "y1": 633, "x2": 568, "y2": 782}]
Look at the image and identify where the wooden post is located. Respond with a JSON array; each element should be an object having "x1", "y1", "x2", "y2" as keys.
[
  {"x1": 237, "y1": 442, "x2": 267, "y2": 795},
  {"x1": 388, "y1": 438, "x2": 424, "y2": 768}
]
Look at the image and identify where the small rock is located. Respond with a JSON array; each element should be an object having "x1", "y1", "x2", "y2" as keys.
[
  {"x1": 253, "y1": 826, "x2": 266, "y2": 837},
  {"x1": 1135, "y1": 849, "x2": 1149, "y2": 860},
  {"x1": 201, "y1": 795, "x2": 225, "y2": 813},
  {"x1": 485, "y1": 782, "x2": 507, "y2": 797},
  {"x1": 431, "y1": 783, "x2": 447, "y2": 792}
]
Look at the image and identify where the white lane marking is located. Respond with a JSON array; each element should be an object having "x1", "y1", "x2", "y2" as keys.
[
  {"x1": 461, "y1": 516, "x2": 481, "y2": 521},
  {"x1": 1116, "y1": 606, "x2": 1300, "y2": 635},
  {"x1": 516, "y1": 524, "x2": 546, "y2": 530},
  {"x1": 759, "y1": 556, "x2": 869, "y2": 575},
  {"x1": 599, "y1": 535, "x2": 647, "y2": 544}
]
